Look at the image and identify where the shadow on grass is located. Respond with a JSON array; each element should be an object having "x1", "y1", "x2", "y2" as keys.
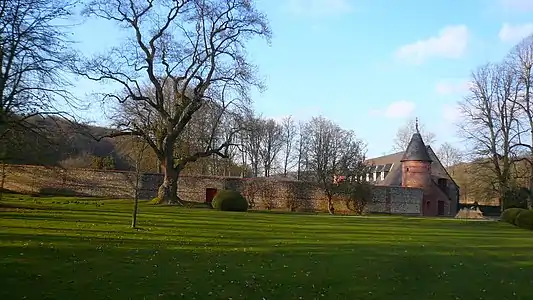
[
  {"x1": 1, "y1": 229, "x2": 532, "y2": 300},
  {"x1": 2, "y1": 197, "x2": 533, "y2": 299},
  {"x1": 0, "y1": 207, "x2": 520, "y2": 242}
]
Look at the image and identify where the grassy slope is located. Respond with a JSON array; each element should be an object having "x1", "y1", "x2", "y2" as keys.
[{"x1": 1, "y1": 194, "x2": 532, "y2": 300}]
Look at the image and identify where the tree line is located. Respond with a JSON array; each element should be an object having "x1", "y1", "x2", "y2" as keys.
[{"x1": 0, "y1": 0, "x2": 373, "y2": 208}]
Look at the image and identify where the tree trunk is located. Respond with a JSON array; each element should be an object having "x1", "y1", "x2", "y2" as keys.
[
  {"x1": 0, "y1": 141, "x2": 5, "y2": 201},
  {"x1": 156, "y1": 158, "x2": 181, "y2": 204},
  {"x1": 131, "y1": 162, "x2": 141, "y2": 228},
  {"x1": 529, "y1": 167, "x2": 533, "y2": 210},
  {"x1": 131, "y1": 189, "x2": 139, "y2": 228},
  {"x1": 529, "y1": 137, "x2": 533, "y2": 210},
  {"x1": 327, "y1": 196, "x2": 335, "y2": 215},
  {"x1": 0, "y1": 159, "x2": 5, "y2": 202},
  {"x1": 499, "y1": 184, "x2": 508, "y2": 212}
]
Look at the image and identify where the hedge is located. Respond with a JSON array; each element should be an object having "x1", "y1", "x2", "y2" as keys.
[
  {"x1": 500, "y1": 208, "x2": 527, "y2": 225},
  {"x1": 516, "y1": 210, "x2": 533, "y2": 230}
]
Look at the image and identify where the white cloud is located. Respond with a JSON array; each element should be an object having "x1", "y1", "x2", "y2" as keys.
[
  {"x1": 395, "y1": 25, "x2": 469, "y2": 64},
  {"x1": 442, "y1": 104, "x2": 461, "y2": 123},
  {"x1": 435, "y1": 79, "x2": 471, "y2": 95},
  {"x1": 498, "y1": 23, "x2": 533, "y2": 43},
  {"x1": 284, "y1": 0, "x2": 353, "y2": 17},
  {"x1": 501, "y1": 0, "x2": 533, "y2": 11},
  {"x1": 370, "y1": 101, "x2": 416, "y2": 118}
]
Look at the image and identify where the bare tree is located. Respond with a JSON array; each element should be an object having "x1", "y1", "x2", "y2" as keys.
[
  {"x1": 392, "y1": 118, "x2": 436, "y2": 151},
  {"x1": 295, "y1": 120, "x2": 309, "y2": 180},
  {"x1": 240, "y1": 113, "x2": 263, "y2": 177},
  {"x1": 458, "y1": 61, "x2": 521, "y2": 209},
  {"x1": 0, "y1": 0, "x2": 80, "y2": 139},
  {"x1": 259, "y1": 118, "x2": 283, "y2": 177},
  {"x1": 0, "y1": 151, "x2": 5, "y2": 201},
  {"x1": 78, "y1": 0, "x2": 271, "y2": 203},
  {"x1": 281, "y1": 116, "x2": 297, "y2": 176},
  {"x1": 237, "y1": 125, "x2": 249, "y2": 177},
  {"x1": 453, "y1": 160, "x2": 500, "y2": 204},
  {"x1": 437, "y1": 142, "x2": 463, "y2": 173},
  {"x1": 303, "y1": 116, "x2": 367, "y2": 214},
  {"x1": 213, "y1": 115, "x2": 242, "y2": 176},
  {"x1": 507, "y1": 34, "x2": 533, "y2": 208},
  {"x1": 127, "y1": 136, "x2": 148, "y2": 229}
]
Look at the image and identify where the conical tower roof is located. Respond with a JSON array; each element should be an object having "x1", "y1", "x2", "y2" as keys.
[{"x1": 400, "y1": 119, "x2": 432, "y2": 162}]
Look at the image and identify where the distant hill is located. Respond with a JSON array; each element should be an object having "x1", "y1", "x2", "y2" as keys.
[
  {"x1": 447, "y1": 158, "x2": 531, "y2": 206},
  {"x1": 0, "y1": 116, "x2": 244, "y2": 176},
  {"x1": 1, "y1": 116, "x2": 131, "y2": 168}
]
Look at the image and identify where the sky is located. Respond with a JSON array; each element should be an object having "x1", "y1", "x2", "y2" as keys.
[{"x1": 69, "y1": 0, "x2": 533, "y2": 158}]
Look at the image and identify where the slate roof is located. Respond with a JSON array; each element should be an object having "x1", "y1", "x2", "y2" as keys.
[
  {"x1": 400, "y1": 133, "x2": 432, "y2": 162},
  {"x1": 365, "y1": 145, "x2": 459, "y2": 189},
  {"x1": 380, "y1": 163, "x2": 402, "y2": 186},
  {"x1": 365, "y1": 151, "x2": 403, "y2": 166}
]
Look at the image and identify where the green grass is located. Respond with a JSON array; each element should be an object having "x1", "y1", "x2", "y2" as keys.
[{"x1": 1, "y1": 194, "x2": 533, "y2": 300}]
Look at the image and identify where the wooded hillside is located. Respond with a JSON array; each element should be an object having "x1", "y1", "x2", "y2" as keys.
[{"x1": 0, "y1": 116, "x2": 246, "y2": 177}]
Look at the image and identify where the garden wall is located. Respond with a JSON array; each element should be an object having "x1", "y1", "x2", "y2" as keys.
[{"x1": 2, "y1": 164, "x2": 423, "y2": 215}]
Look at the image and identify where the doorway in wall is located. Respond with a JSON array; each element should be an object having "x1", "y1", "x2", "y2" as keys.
[{"x1": 206, "y1": 188, "x2": 217, "y2": 207}]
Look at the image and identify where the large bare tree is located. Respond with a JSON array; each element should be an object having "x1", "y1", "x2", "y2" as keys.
[
  {"x1": 78, "y1": 0, "x2": 270, "y2": 203},
  {"x1": 458, "y1": 61, "x2": 521, "y2": 209},
  {"x1": 392, "y1": 118, "x2": 436, "y2": 151},
  {"x1": 507, "y1": 34, "x2": 533, "y2": 208}
]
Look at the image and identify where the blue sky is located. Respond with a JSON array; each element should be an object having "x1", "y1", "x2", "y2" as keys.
[{"x1": 69, "y1": 0, "x2": 533, "y2": 158}]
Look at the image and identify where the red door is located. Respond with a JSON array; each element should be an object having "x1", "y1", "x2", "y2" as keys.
[{"x1": 206, "y1": 188, "x2": 217, "y2": 206}]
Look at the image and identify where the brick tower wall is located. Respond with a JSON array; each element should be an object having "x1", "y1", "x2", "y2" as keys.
[{"x1": 401, "y1": 160, "x2": 431, "y2": 189}]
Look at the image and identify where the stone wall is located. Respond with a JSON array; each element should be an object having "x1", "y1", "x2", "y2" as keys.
[
  {"x1": 367, "y1": 186, "x2": 422, "y2": 215},
  {"x1": 2, "y1": 164, "x2": 423, "y2": 215},
  {"x1": 4, "y1": 164, "x2": 139, "y2": 198},
  {"x1": 2, "y1": 164, "x2": 227, "y2": 201}
]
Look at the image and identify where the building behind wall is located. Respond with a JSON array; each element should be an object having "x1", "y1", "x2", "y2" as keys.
[
  {"x1": 364, "y1": 125, "x2": 460, "y2": 217},
  {"x1": 1, "y1": 121, "x2": 458, "y2": 216}
]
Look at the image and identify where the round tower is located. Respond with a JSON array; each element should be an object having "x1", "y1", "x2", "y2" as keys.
[
  {"x1": 400, "y1": 119, "x2": 433, "y2": 215},
  {"x1": 400, "y1": 132, "x2": 432, "y2": 189},
  {"x1": 401, "y1": 119, "x2": 432, "y2": 188}
]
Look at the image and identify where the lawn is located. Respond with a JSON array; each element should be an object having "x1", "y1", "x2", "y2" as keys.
[{"x1": 1, "y1": 194, "x2": 532, "y2": 300}]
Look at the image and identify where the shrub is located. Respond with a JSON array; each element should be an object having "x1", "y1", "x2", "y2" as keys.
[
  {"x1": 212, "y1": 190, "x2": 248, "y2": 212},
  {"x1": 500, "y1": 208, "x2": 527, "y2": 225},
  {"x1": 502, "y1": 187, "x2": 530, "y2": 210},
  {"x1": 91, "y1": 155, "x2": 116, "y2": 170},
  {"x1": 516, "y1": 210, "x2": 533, "y2": 230}
]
